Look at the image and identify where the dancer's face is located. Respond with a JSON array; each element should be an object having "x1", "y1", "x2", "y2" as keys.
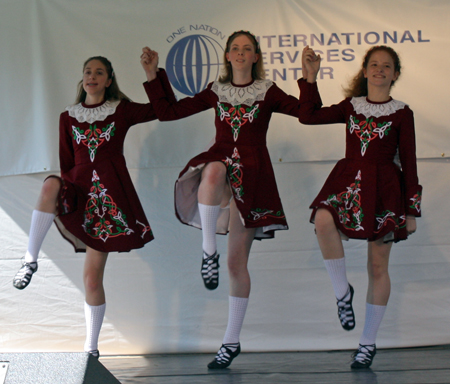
[{"x1": 82, "y1": 59, "x2": 112, "y2": 101}]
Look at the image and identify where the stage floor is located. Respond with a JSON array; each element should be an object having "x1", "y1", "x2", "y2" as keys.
[{"x1": 101, "y1": 344, "x2": 450, "y2": 384}]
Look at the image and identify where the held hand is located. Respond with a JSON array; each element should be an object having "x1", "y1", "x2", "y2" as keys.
[
  {"x1": 302, "y1": 45, "x2": 321, "y2": 83},
  {"x1": 141, "y1": 47, "x2": 159, "y2": 81},
  {"x1": 406, "y1": 216, "x2": 417, "y2": 235}
]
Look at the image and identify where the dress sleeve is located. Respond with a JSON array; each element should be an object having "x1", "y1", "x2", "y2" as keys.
[
  {"x1": 398, "y1": 107, "x2": 422, "y2": 216},
  {"x1": 268, "y1": 83, "x2": 300, "y2": 118},
  {"x1": 143, "y1": 69, "x2": 212, "y2": 121},
  {"x1": 123, "y1": 70, "x2": 178, "y2": 126},
  {"x1": 298, "y1": 78, "x2": 346, "y2": 125},
  {"x1": 59, "y1": 113, "x2": 75, "y2": 178}
]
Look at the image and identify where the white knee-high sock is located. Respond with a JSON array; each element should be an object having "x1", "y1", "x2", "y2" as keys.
[
  {"x1": 223, "y1": 296, "x2": 249, "y2": 345},
  {"x1": 84, "y1": 302, "x2": 106, "y2": 352},
  {"x1": 324, "y1": 258, "x2": 349, "y2": 300},
  {"x1": 25, "y1": 210, "x2": 56, "y2": 263},
  {"x1": 359, "y1": 303, "x2": 386, "y2": 346},
  {"x1": 198, "y1": 203, "x2": 220, "y2": 256}
]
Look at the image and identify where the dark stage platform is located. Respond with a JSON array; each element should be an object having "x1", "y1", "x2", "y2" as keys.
[{"x1": 101, "y1": 344, "x2": 450, "y2": 384}]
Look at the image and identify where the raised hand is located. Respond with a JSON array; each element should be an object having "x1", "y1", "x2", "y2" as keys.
[
  {"x1": 141, "y1": 47, "x2": 159, "y2": 82},
  {"x1": 302, "y1": 45, "x2": 321, "y2": 83}
]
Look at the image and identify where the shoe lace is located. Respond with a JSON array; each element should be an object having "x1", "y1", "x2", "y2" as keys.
[
  {"x1": 337, "y1": 290, "x2": 354, "y2": 326},
  {"x1": 352, "y1": 344, "x2": 375, "y2": 363},
  {"x1": 202, "y1": 254, "x2": 219, "y2": 283},
  {"x1": 215, "y1": 343, "x2": 238, "y2": 364},
  {"x1": 15, "y1": 263, "x2": 37, "y2": 281}
]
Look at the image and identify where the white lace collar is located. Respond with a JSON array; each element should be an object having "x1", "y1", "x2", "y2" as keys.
[
  {"x1": 350, "y1": 97, "x2": 407, "y2": 119},
  {"x1": 66, "y1": 100, "x2": 121, "y2": 124},
  {"x1": 212, "y1": 80, "x2": 273, "y2": 106}
]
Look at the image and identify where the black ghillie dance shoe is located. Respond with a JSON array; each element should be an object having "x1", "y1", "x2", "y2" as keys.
[
  {"x1": 13, "y1": 260, "x2": 38, "y2": 290},
  {"x1": 207, "y1": 343, "x2": 240, "y2": 369},
  {"x1": 351, "y1": 344, "x2": 376, "y2": 369},
  {"x1": 337, "y1": 284, "x2": 355, "y2": 331},
  {"x1": 201, "y1": 251, "x2": 220, "y2": 290}
]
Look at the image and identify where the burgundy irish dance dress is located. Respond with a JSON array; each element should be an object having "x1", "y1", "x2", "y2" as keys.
[
  {"x1": 144, "y1": 71, "x2": 299, "y2": 239},
  {"x1": 53, "y1": 72, "x2": 175, "y2": 252},
  {"x1": 298, "y1": 79, "x2": 422, "y2": 242}
]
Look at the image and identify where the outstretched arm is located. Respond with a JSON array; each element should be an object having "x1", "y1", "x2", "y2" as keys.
[{"x1": 141, "y1": 48, "x2": 212, "y2": 121}]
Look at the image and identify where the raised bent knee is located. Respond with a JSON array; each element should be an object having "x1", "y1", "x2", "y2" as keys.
[
  {"x1": 202, "y1": 162, "x2": 227, "y2": 186},
  {"x1": 314, "y1": 208, "x2": 336, "y2": 235},
  {"x1": 37, "y1": 177, "x2": 61, "y2": 212}
]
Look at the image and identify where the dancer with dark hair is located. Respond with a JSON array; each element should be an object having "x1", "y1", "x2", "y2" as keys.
[
  {"x1": 13, "y1": 55, "x2": 175, "y2": 356},
  {"x1": 141, "y1": 30, "x2": 300, "y2": 368},
  {"x1": 299, "y1": 45, "x2": 422, "y2": 368}
]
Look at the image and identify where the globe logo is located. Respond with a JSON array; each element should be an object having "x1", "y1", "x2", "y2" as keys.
[{"x1": 166, "y1": 34, "x2": 223, "y2": 96}]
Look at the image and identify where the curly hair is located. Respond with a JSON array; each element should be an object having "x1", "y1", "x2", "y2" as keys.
[{"x1": 344, "y1": 46, "x2": 401, "y2": 98}]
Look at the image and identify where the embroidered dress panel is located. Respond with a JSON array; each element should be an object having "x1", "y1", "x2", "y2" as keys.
[
  {"x1": 321, "y1": 170, "x2": 364, "y2": 232},
  {"x1": 82, "y1": 170, "x2": 135, "y2": 242},
  {"x1": 223, "y1": 147, "x2": 244, "y2": 203},
  {"x1": 72, "y1": 122, "x2": 116, "y2": 162},
  {"x1": 217, "y1": 103, "x2": 260, "y2": 142}
]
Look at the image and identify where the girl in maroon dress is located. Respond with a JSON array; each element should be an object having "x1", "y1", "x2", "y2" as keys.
[
  {"x1": 13, "y1": 56, "x2": 174, "y2": 356},
  {"x1": 141, "y1": 30, "x2": 299, "y2": 368},
  {"x1": 299, "y1": 45, "x2": 422, "y2": 369}
]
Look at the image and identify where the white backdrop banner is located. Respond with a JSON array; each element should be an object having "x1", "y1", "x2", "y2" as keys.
[
  {"x1": 0, "y1": 0, "x2": 449, "y2": 355},
  {"x1": 0, "y1": 0, "x2": 448, "y2": 177}
]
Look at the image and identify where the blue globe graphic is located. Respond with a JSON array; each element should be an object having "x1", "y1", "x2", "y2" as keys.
[{"x1": 166, "y1": 34, "x2": 223, "y2": 96}]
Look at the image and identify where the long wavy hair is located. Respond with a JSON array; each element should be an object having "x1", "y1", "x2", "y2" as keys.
[
  {"x1": 75, "y1": 56, "x2": 131, "y2": 104},
  {"x1": 218, "y1": 30, "x2": 265, "y2": 84},
  {"x1": 344, "y1": 46, "x2": 401, "y2": 98}
]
